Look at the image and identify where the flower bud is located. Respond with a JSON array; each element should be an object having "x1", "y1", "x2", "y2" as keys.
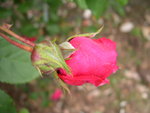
[{"x1": 31, "y1": 40, "x2": 70, "y2": 75}]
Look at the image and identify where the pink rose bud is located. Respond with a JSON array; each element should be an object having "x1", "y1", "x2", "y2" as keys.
[
  {"x1": 51, "y1": 89, "x2": 62, "y2": 101},
  {"x1": 57, "y1": 37, "x2": 118, "y2": 87}
]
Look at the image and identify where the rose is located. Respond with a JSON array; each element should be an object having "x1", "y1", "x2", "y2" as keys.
[
  {"x1": 57, "y1": 36, "x2": 118, "y2": 87},
  {"x1": 0, "y1": 25, "x2": 117, "y2": 88},
  {"x1": 50, "y1": 89, "x2": 62, "y2": 101}
]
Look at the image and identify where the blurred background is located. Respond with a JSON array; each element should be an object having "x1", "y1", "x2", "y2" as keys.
[{"x1": 0, "y1": 0, "x2": 150, "y2": 113}]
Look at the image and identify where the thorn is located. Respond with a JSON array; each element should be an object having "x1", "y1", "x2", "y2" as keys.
[{"x1": 2, "y1": 23, "x2": 13, "y2": 29}]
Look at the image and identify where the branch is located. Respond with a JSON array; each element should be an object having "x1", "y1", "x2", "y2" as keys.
[
  {"x1": 0, "y1": 32, "x2": 33, "y2": 52},
  {"x1": 0, "y1": 26, "x2": 35, "y2": 47}
]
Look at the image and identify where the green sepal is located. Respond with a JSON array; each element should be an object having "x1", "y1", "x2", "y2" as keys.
[
  {"x1": 54, "y1": 72, "x2": 71, "y2": 94},
  {"x1": 59, "y1": 42, "x2": 75, "y2": 50},
  {"x1": 59, "y1": 41, "x2": 76, "y2": 59},
  {"x1": 32, "y1": 40, "x2": 71, "y2": 75},
  {"x1": 66, "y1": 25, "x2": 104, "y2": 41}
]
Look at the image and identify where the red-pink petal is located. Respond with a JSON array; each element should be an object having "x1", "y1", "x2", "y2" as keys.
[
  {"x1": 58, "y1": 36, "x2": 118, "y2": 86},
  {"x1": 51, "y1": 89, "x2": 62, "y2": 101}
]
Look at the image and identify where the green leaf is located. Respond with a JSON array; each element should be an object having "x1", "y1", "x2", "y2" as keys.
[
  {"x1": 46, "y1": 24, "x2": 60, "y2": 35},
  {"x1": 0, "y1": 8, "x2": 12, "y2": 19},
  {"x1": 75, "y1": 0, "x2": 88, "y2": 9},
  {"x1": 131, "y1": 27, "x2": 142, "y2": 37},
  {"x1": 0, "y1": 89, "x2": 17, "y2": 113},
  {"x1": 0, "y1": 37, "x2": 40, "y2": 84},
  {"x1": 17, "y1": 1, "x2": 33, "y2": 13},
  {"x1": 29, "y1": 92, "x2": 39, "y2": 100},
  {"x1": 86, "y1": 0, "x2": 109, "y2": 18},
  {"x1": 112, "y1": 2, "x2": 125, "y2": 16},
  {"x1": 19, "y1": 24, "x2": 38, "y2": 37},
  {"x1": 41, "y1": 91, "x2": 50, "y2": 107},
  {"x1": 45, "y1": 0, "x2": 62, "y2": 12},
  {"x1": 116, "y1": 0, "x2": 128, "y2": 6},
  {"x1": 110, "y1": 0, "x2": 127, "y2": 16},
  {"x1": 19, "y1": 108, "x2": 30, "y2": 113}
]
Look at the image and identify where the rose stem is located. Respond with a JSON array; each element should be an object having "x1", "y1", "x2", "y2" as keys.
[
  {"x1": 0, "y1": 26, "x2": 35, "y2": 47},
  {"x1": 0, "y1": 32, "x2": 33, "y2": 52}
]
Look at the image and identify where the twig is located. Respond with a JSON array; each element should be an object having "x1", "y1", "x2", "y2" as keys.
[
  {"x1": 0, "y1": 26, "x2": 35, "y2": 47},
  {"x1": 0, "y1": 32, "x2": 33, "y2": 52}
]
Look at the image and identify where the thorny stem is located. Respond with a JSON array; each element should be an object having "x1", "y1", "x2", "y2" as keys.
[
  {"x1": 0, "y1": 32, "x2": 33, "y2": 52},
  {"x1": 0, "y1": 26, "x2": 35, "y2": 47}
]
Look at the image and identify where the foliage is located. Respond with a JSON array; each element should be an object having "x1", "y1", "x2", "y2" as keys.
[
  {"x1": 0, "y1": 89, "x2": 17, "y2": 113},
  {"x1": 19, "y1": 108, "x2": 30, "y2": 113},
  {"x1": 0, "y1": 37, "x2": 40, "y2": 84},
  {"x1": 0, "y1": 0, "x2": 128, "y2": 37},
  {"x1": 0, "y1": 0, "x2": 127, "y2": 112},
  {"x1": 74, "y1": 0, "x2": 128, "y2": 18}
]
